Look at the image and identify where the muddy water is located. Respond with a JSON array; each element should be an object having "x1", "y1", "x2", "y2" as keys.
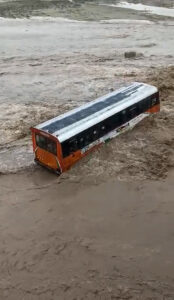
[
  {"x1": 1, "y1": 17, "x2": 174, "y2": 59},
  {"x1": 0, "y1": 2, "x2": 174, "y2": 299},
  {"x1": 0, "y1": 15, "x2": 174, "y2": 180},
  {"x1": 1, "y1": 168, "x2": 174, "y2": 299}
]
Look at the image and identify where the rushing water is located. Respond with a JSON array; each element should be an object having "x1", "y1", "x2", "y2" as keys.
[
  {"x1": 100, "y1": 1, "x2": 174, "y2": 18},
  {"x1": 0, "y1": 5, "x2": 174, "y2": 175}
]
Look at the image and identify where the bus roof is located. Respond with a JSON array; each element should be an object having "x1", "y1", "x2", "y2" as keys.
[{"x1": 35, "y1": 82, "x2": 157, "y2": 143}]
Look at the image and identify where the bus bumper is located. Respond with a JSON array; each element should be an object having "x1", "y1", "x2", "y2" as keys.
[{"x1": 34, "y1": 158, "x2": 61, "y2": 175}]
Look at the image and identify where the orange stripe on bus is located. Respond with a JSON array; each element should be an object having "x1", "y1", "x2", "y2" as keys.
[{"x1": 146, "y1": 104, "x2": 160, "y2": 114}]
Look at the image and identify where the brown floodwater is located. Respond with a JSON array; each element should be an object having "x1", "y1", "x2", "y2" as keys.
[
  {"x1": 0, "y1": 169, "x2": 174, "y2": 299},
  {"x1": 0, "y1": 1, "x2": 174, "y2": 299}
]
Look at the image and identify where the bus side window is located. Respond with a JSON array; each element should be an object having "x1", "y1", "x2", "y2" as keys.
[
  {"x1": 86, "y1": 129, "x2": 92, "y2": 145},
  {"x1": 150, "y1": 92, "x2": 159, "y2": 107},
  {"x1": 139, "y1": 101, "x2": 143, "y2": 113},
  {"x1": 109, "y1": 114, "x2": 118, "y2": 129},
  {"x1": 121, "y1": 110, "x2": 127, "y2": 123},
  {"x1": 151, "y1": 96, "x2": 157, "y2": 106},
  {"x1": 156, "y1": 92, "x2": 160, "y2": 104},
  {"x1": 79, "y1": 136, "x2": 85, "y2": 149},
  {"x1": 101, "y1": 124, "x2": 106, "y2": 135},
  {"x1": 139, "y1": 99, "x2": 148, "y2": 112},
  {"x1": 108, "y1": 115, "x2": 117, "y2": 131},
  {"x1": 129, "y1": 106, "x2": 137, "y2": 119},
  {"x1": 100, "y1": 120, "x2": 107, "y2": 134},
  {"x1": 92, "y1": 127, "x2": 99, "y2": 141},
  {"x1": 62, "y1": 141, "x2": 70, "y2": 158},
  {"x1": 105, "y1": 118, "x2": 111, "y2": 131},
  {"x1": 69, "y1": 138, "x2": 78, "y2": 153},
  {"x1": 147, "y1": 96, "x2": 152, "y2": 109},
  {"x1": 84, "y1": 134, "x2": 90, "y2": 146}
]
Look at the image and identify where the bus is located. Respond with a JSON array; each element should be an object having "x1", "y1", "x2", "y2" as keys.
[{"x1": 31, "y1": 82, "x2": 160, "y2": 174}]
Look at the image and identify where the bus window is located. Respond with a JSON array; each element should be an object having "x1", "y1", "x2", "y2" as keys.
[
  {"x1": 93, "y1": 128, "x2": 99, "y2": 140},
  {"x1": 69, "y1": 139, "x2": 78, "y2": 153},
  {"x1": 129, "y1": 106, "x2": 137, "y2": 119},
  {"x1": 36, "y1": 134, "x2": 47, "y2": 150},
  {"x1": 47, "y1": 139, "x2": 57, "y2": 155},
  {"x1": 79, "y1": 137, "x2": 85, "y2": 148},
  {"x1": 151, "y1": 97, "x2": 157, "y2": 106},
  {"x1": 62, "y1": 141, "x2": 69, "y2": 157},
  {"x1": 139, "y1": 99, "x2": 148, "y2": 113},
  {"x1": 147, "y1": 96, "x2": 152, "y2": 109},
  {"x1": 84, "y1": 133, "x2": 91, "y2": 146},
  {"x1": 36, "y1": 134, "x2": 57, "y2": 155},
  {"x1": 121, "y1": 110, "x2": 127, "y2": 123},
  {"x1": 105, "y1": 115, "x2": 115, "y2": 132},
  {"x1": 101, "y1": 124, "x2": 107, "y2": 135}
]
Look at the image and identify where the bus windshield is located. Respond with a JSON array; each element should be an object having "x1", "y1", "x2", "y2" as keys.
[{"x1": 36, "y1": 134, "x2": 57, "y2": 155}]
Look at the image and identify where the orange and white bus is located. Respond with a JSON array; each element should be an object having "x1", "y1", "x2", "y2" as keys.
[{"x1": 31, "y1": 82, "x2": 160, "y2": 174}]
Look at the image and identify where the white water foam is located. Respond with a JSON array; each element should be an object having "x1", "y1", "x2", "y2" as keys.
[
  {"x1": 0, "y1": 16, "x2": 86, "y2": 23},
  {"x1": 100, "y1": 19, "x2": 154, "y2": 24},
  {"x1": 100, "y1": 2, "x2": 174, "y2": 18}
]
